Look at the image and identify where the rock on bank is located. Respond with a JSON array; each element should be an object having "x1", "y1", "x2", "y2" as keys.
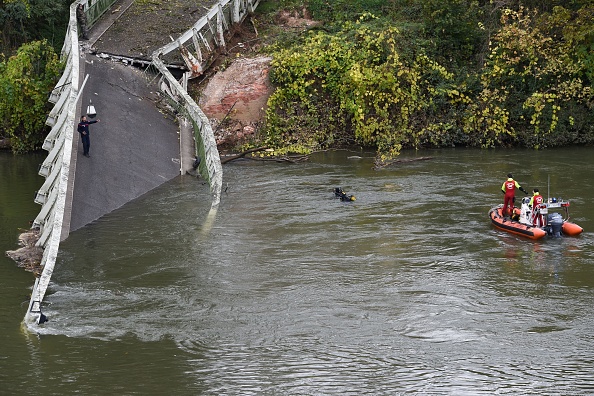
[{"x1": 197, "y1": 56, "x2": 273, "y2": 148}]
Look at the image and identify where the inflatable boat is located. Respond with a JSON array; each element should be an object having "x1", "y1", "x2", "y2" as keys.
[{"x1": 489, "y1": 196, "x2": 583, "y2": 240}]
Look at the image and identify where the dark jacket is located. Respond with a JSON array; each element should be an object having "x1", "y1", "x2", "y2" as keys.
[
  {"x1": 76, "y1": 5, "x2": 87, "y2": 24},
  {"x1": 77, "y1": 120, "x2": 97, "y2": 136}
]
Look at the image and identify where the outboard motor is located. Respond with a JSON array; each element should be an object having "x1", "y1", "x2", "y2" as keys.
[{"x1": 547, "y1": 213, "x2": 563, "y2": 237}]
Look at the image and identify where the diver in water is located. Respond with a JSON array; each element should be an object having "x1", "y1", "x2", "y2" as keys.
[{"x1": 334, "y1": 187, "x2": 356, "y2": 202}]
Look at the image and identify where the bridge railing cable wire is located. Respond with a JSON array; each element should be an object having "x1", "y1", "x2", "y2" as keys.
[
  {"x1": 149, "y1": 0, "x2": 263, "y2": 209},
  {"x1": 23, "y1": 0, "x2": 116, "y2": 329},
  {"x1": 23, "y1": 0, "x2": 261, "y2": 329}
]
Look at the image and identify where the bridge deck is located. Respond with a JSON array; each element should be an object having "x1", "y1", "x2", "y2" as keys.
[
  {"x1": 92, "y1": 0, "x2": 218, "y2": 61},
  {"x1": 66, "y1": 0, "x2": 207, "y2": 232}
]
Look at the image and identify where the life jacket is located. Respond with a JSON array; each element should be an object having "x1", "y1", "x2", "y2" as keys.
[
  {"x1": 531, "y1": 194, "x2": 545, "y2": 226},
  {"x1": 504, "y1": 179, "x2": 516, "y2": 194}
]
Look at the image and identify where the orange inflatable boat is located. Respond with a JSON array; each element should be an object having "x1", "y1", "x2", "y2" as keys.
[
  {"x1": 489, "y1": 197, "x2": 583, "y2": 240},
  {"x1": 489, "y1": 205, "x2": 547, "y2": 240}
]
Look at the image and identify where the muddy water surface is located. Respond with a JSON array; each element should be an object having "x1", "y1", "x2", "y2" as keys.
[{"x1": 3, "y1": 148, "x2": 594, "y2": 394}]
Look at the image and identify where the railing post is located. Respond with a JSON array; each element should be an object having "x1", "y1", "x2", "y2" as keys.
[{"x1": 23, "y1": 0, "x2": 119, "y2": 329}]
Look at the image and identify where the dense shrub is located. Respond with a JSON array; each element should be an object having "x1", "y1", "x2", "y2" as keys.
[
  {"x1": 0, "y1": 40, "x2": 62, "y2": 153},
  {"x1": 260, "y1": 1, "x2": 594, "y2": 162},
  {"x1": 0, "y1": 0, "x2": 70, "y2": 55}
]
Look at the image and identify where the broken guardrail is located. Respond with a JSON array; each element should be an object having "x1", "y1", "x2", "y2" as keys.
[
  {"x1": 23, "y1": 0, "x2": 116, "y2": 328},
  {"x1": 151, "y1": 0, "x2": 262, "y2": 208},
  {"x1": 23, "y1": 0, "x2": 260, "y2": 328}
]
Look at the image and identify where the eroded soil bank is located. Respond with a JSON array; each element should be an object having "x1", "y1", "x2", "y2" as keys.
[{"x1": 190, "y1": 7, "x2": 322, "y2": 150}]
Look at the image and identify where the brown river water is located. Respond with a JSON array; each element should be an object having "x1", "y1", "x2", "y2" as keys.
[{"x1": 2, "y1": 147, "x2": 594, "y2": 394}]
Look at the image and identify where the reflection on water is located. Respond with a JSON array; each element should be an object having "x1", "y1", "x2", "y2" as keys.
[{"x1": 5, "y1": 148, "x2": 594, "y2": 394}]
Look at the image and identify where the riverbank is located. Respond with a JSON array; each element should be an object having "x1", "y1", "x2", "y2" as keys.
[
  {"x1": 90, "y1": 0, "x2": 289, "y2": 152},
  {"x1": 188, "y1": 7, "x2": 323, "y2": 152}
]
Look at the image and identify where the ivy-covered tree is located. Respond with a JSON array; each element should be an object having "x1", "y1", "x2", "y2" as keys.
[
  {"x1": 236, "y1": 0, "x2": 594, "y2": 158},
  {"x1": 0, "y1": 39, "x2": 62, "y2": 153},
  {"x1": 419, "y1": 0, "x2": 485, "y2": 68},
  {"x1": 462, "y1": 7, "x2": 593, "y2": 148},
  {"x1": 547, "y1": 4, "x2": 594, "y2": 83},
  {"x1": 0, "y1": 0, "x2": 70, "y2": 55},
  {"x1": 0, "y1": 0, "x2": 30, "y2": 53},
  {"x1": 308, "y1": 0, "x2": 390, "y2": 23},
  {"x1": 265, "y1": 14, "x2": 455, "y2": 162}
]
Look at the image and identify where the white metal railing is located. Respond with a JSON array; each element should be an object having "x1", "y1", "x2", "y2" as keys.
[
  {"x1": 84, "y1": 0, "x2": 118, "y2": 26},
  {"x1": 151, "y1": 0, "x2": 261, "y2": 208},
  {"x1": 23, "y1": 0, "x2": 260, "y2": 328},
  {"x1": 23, "y1": 0, "x2": 114, "y2": 328},
  {"x1": 150, "y1": 58, "x2": 223, "y2": 207},
  {"x1": 157, "y1": 0, "x2": 260, "y2": 58}
]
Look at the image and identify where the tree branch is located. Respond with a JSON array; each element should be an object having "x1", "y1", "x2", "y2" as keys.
[
  {"x1": 221, "y1": 146, "x2": 269, "y2": 164},
  {"x1": 374, "y1": 156, "x2": 433, "y2": 170}
]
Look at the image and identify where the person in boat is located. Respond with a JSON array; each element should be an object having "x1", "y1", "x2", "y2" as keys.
[
  {"x1": 529, "y1": 188, "x2": 545, "y2": 226},
  {"x1": 501, "y1": 173, "x2": 528, "y2": 217},
  {"x1": 334, "y1": 187, "x2": 356, "y2": 201}
]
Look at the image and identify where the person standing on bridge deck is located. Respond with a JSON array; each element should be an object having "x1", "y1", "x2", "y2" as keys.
[
  {"x1": 501, "y1": 173, "x2": 528, "y2": 218},
  {"x1": 77, "y1": 115, "x2": 99, "y2": 158},
  {"x1": 76, "y1": 4, "x2": 89, "y2": 40}
]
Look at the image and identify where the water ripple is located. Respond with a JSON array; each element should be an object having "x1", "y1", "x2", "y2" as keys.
[{"x1": 34, "y1": 148, "x2": 594, "y2": 394}]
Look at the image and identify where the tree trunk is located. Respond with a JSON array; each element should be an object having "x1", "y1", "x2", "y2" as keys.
[{"x1": 0, "y1": 138, "x2": 11, "y2": 150}]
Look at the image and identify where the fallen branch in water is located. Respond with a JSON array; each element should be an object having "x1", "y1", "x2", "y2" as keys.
[
  {"x1": 0, "y1": 137, "x2": 11, "y2": 150},
  {"x1": 221, "y1": 148, "x2": 310, "y2": 164},
  {"x1": 374, "y1": 156, "x2": 434, "y2": 170},
  {"x1": 220, "y1": 147, "x2": 269, "y2": 164},
  {"x1": 248, "y1": 155, "x2": 309, "y2": 163}
]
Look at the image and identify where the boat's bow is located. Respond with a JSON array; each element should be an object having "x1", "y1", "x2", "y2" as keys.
[{"x1": 489, "y1": 205, "x2": 547, "y2": 240}]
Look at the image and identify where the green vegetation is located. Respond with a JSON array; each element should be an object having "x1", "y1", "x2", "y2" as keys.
[
  {"x1": 257, "y1": 0, "x2": 594, "y2": 164},
  {"x1": 0, "y1": 0, "x2": 70, "y2": 54},
  {"x1": 1, "y1": 0, "x2": 592, "y2": 159},
  {"x1": 0, "y1": 40, "x2": 62, "y2": 153},
  {"x1": 0, "y1": 0, "x2": 70, "y2": 153}
]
